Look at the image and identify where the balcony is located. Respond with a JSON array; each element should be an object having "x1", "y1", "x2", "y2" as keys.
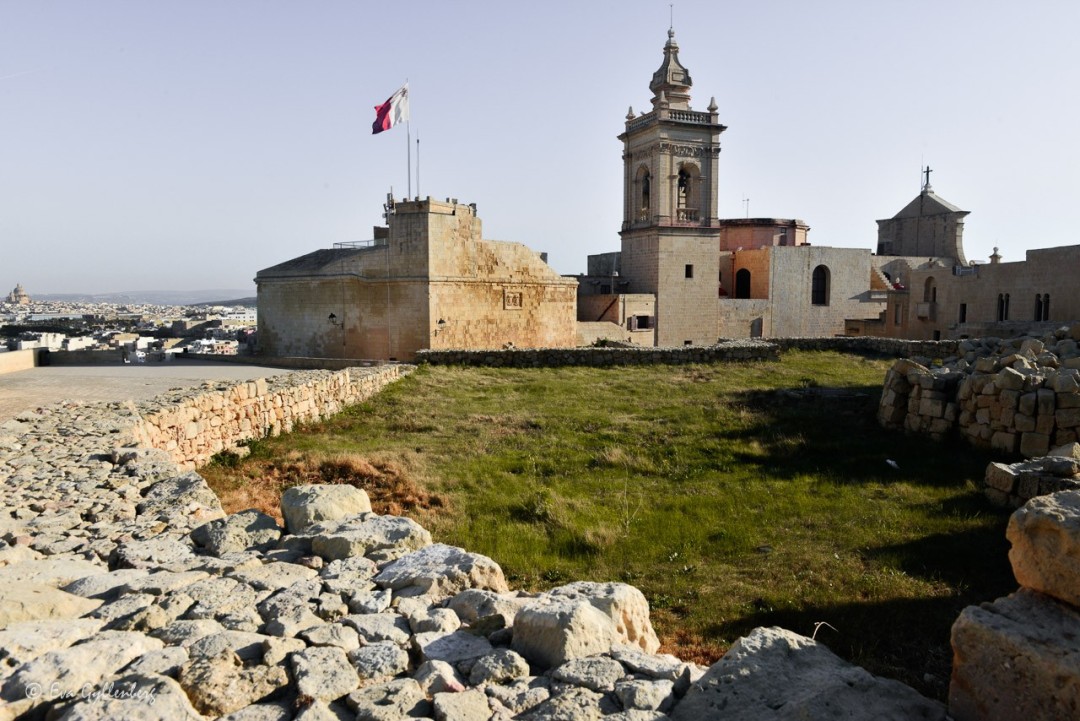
[{"x1": 675, "y1": 208, "x2": 699, "y2": 223}]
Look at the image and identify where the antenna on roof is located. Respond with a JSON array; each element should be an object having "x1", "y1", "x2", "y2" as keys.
[
  {"x1": 743, "y1": 195, "x2": 750, "y2": 219},
  {"x1": 670, "y1": 3, "x2": 674, "y2": 30}
]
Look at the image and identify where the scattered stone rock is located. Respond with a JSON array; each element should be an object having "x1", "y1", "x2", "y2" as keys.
[
  {"x1": 374, "y1": 543, "x2": 509, "y2": 598},
  {"x1": 281, "y1": 484, "x2": 372, "y2": 534},
  {"x1": 432, "y1": 687, "x2": 491, "y2": 721},
  {"x1": 308, "y1": 514, "x2": 432, "y2": 563},
  {"x1": 177, "y1": 648, "x2": 289, "y2": 716},
  {"x1": 191, "y1": 509, "x2": 282, "y2": 555},
  {"x1": 1007, "y1": 489, "x2": 1080, "y2": 606},
  {"x1": 670, "y1": 626, "x2": 947, "y2": 720},
  {"x1": 512, "y1": 599, "x2": 619, "y2": 670},
  {"x1": 551, "y1": 656, "x2": 626, "y2": 692},
  {"x1": 293, "y1": 646, "x2": 360, "y2": 703},
  {"x1": 0, "y1": 584, "x2": 102, "y2": 626},
  {"x1": 469, "y1": 649, "x2": 531, "y2": 686}
]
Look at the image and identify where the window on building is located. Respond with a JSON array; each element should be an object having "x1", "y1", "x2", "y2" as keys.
[
  {"x1": 894, "y1": 303, "x2": 902, "y2": 325},
  {"x1": 923, "y1": 277, "x2": 936, "y2": 303},
  {"x1": 628, "y1": 315, "x2": 652, "y2": 330},
  {"x1": 959, "y1": 303, "x2": 967, "y2": 323},
  {"x1": 811, "y1": 265, "x2": 830, "y2": 306},
  {"x1": 677, "y1": 168, "x2": 690, "y2": 209},
  {"x1": 735, "y1": 269, "x2": 751, "y2": 299},
  {"x1": 778, "y1": 228, "x2": 788, "y2": 246},
  {"x1": 1043, "y1": 294, "x2": 1050, "y2": 320},
  {"x1": 684, "y1": 340, "x2": 693, "y2": 346},
  {"x1": 997, "y1": 293, "x2": 1010, "y2": 321},
  {"x1": 685, "y1": 264, "x2": 694, "y2": 279},
  {"x1": 1035, "y1": 293, "x2": 1050, "y2": 321},
  {"x1": 1035, "y1": 294, "x2": 1043, "y2": 321}
]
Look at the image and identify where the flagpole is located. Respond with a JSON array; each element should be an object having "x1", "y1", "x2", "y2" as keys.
[
  {"x1": 407, "y1": 121, "x2": 412, "y2": 199},
  {"x1": 416, "y1": 131, "x2": 421, "y2": 198}
]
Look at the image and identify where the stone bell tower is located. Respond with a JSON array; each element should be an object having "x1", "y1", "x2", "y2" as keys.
[{"x1": 618, "y1": 29, "x2": 727, "y2": 346}]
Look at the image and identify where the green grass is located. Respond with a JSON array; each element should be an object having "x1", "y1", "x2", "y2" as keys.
[{"x1": 201, "y1": 350, "x2": 1015, "y2": 700}]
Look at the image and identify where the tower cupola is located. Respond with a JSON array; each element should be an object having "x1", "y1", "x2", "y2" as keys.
[{"x1": 649, "y1": 29, "x2": 692, "y2": 109}]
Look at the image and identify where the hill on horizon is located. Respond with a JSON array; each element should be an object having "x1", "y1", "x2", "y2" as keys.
[{"x1": 34, "y1": 289, "x2": 256, "y2": 306}]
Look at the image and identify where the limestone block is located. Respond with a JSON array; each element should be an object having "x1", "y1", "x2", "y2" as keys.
[
  {"x1": 511, "y1": 599, "x2": 619, "y2": 670},
  {"x1": 373, "y1": 543, "x2": 509, "y2": 598},
  {"x1": 950, "y1": 589, "x2": 1080, "y2": 721},
  {"x1": 551, "y1": 656, "x2": 627, "y2": 692},
  {"x1": 292, "y1": 646, "x2": 359, "y2": 703},
  {"x1": 413, "y1": 630, "x2": 493, "y2": 666},
  {"x1": 0, "y1": 585, "x2": 103, "y2": 627},
  {"x1": 1050, "y1": 442, "x2": 1080, "y2": 459},
  {"x1": 1038, "y1": 388, "x2": 1057, "y2": 416},
  {"x1": 346, "y1": 678, "x2": 429, "y2": 721},
  {"x1": 347, "y1": 641, "x2": 410, "y2": 684},
  {"x1": 308, "y1": 515, "x2": 431, "y2": 563},
  {"x1": 670, "y1": 627, "x2": 945, "y2": 721},
  {"x1": 413, "y1": 659, "x2": 466, "y2": 695},
  {"x1": 190, "y1": 509, "x2": 282, "y2": 555},
  {"x1": 547, "y1": 581, "x2": 660, "y2": 654},
  {"x1": 177, "y1": 649, "x2": 289, "y2": 716},
  {"x1": 1021, "y1": 432, "x2": 1051, "y2": 458},
  {"x1": 50, "y1": 673, "x2": 204, "y2": 721},
  {"x1": 991, "y1": 431, "x2": 1018, "y2": 454},
  {"x1": 280, "y1": 484, "x2": 372, "y2": 535},
  {"x1": 985, "y1": 463, "x2": 1019, "y2": 493},
  {"x1": 1008, "y1": 489, "x2": 1080, "y2": 606},
  {"x1": 0, "y1": 618, "x2": 105, "y2": 677}
]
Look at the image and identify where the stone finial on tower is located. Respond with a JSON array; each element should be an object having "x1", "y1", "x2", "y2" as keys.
[
  {"x1": 626, "y1": 106, "x2": 635, "y2": 121},
  {"x1": 707, "y1": 96, "x2": 718, "y2": 112},
  {"x1": 649, "y1": 28, "x2": 693, "y2": 110}
]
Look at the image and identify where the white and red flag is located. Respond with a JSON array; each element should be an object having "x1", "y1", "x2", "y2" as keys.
[{"x1": 372, "y1": 83, "x2": 409, "y2": 135}]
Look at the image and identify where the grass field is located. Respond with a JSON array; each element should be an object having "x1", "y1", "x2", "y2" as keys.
[{"x1": 200, "y1": 351, "x2": 1016, "y2": 699}]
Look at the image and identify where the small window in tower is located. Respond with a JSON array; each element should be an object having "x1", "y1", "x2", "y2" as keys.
[
  {"x1": 684, "y1": 340, "x2": 693, "y2": 346},
  {"x1": 685, "y1": 264, "x2": 694, "y2": 279},
  {"x1": 811, "y1": 265, "x2": 829, "y2": 306},
  {"x1": 778, "y1": 228, "x2": 788, "y2": 246}
]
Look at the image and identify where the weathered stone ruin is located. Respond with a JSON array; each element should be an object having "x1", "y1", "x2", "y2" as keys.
[
  {"x1": 0, "y1": 364, "x2": 957, "y2": 719},
  {"x1": 878, "y1": 323, "x2": 1080, "y2": 456}
]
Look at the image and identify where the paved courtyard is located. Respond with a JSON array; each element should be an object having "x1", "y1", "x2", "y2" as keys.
[{"x1": 0, "y1": 360, "x2": 294, "y2": 423}]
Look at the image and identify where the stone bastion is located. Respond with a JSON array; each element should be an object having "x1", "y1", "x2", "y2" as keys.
[{"x1": 0, "y1": 350, "x2": 1076, "y2": 719}]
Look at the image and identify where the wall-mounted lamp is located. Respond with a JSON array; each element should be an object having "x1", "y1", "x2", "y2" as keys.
[{"x1": 328, "y1": 313, "x2": 339, "y2": 326}]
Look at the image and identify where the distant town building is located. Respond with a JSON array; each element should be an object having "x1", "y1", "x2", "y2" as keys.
[
  {"x1": 6, "y1": 284, "x2": 30, "y2": 305},
  {"x1": 256, "y1": 197, "x2": 578, "y2": 361}
]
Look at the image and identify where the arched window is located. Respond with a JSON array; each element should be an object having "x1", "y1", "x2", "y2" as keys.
[
  {"x1": 998, "y1": 293, "x2": 1011, "y2": 321},
  {"x1": 1034, "y1": 294, "x2": 1043, "y2": 321},
  {"x1": 923, "y1": 277, "x2": 936, "y2": 303},
  {"x1": 636, "y1": 167, "x2": 651, "y2": 221},
  {"x1": 735, "y1": 269, "x2": 751, "y2": 299},
  {"x1": 1036, "y1": 294, "x2": 1050, "y2": 321},
  {"x1": 1043, "y1": 294, "x2": 1050, "y2": 320},
  {"x1": 677, "y1": 168, "x2": 690, "y2": 209},
  {"x1": 811, "y1": 265, "x2": 830, "y2": 306}
]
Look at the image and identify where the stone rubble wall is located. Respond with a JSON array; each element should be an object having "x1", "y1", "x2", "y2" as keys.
[
  {"x1": 0, "y1": 362, "x2": 952, "y2": 720},
  {"x1": 982, "y1": 448, "x2": 1080, "y2": 508},
  {"x1": 127, "y1": 365, "x2": 412, "y2": 471},
  {"x1": 949, "y1": 487, "x2": 1080, "y2": 720},
  {"x1": 878, "y1": 324, "x2": 1080, "y2": 457},
  {"x1": 418, "y1": 336, "x2": 959, "y2": 369}
]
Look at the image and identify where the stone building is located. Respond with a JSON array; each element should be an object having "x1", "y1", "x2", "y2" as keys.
[
  {"x1": 579, "y1": 30, "x2": 892, "y2": 344},
  {"x1": 6, "y1": 283, "x2": 30, "y2": 305},
  {"x1": 256, "y1": 197, "x2": 578, "y2": 361},
  {"x1": 848, "y1": 177, "x2": 1080, "y2": 341}
]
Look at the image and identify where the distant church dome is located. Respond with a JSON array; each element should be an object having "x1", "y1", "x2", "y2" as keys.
[{"x1": 7, "y1": 283, "x2": 30, "y2": 305}]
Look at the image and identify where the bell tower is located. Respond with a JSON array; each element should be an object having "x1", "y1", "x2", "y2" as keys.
[
  {"x1": 617, "y1": 29, "x2": 727, "y2": 346},
  {"x1": 619, "y1": 28, "x2": 726, "y2": 231}
]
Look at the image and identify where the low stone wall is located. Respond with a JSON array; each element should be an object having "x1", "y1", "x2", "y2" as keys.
[
  {"x1": 766, "y1": 336, "x2": 958, "y2": 358},
  {"x1": 189, "y1": 353, "x2": 393, "y2": 370},
  {"x1": 418, "y1": 337, "x2": 960, "y2": 368},
  {"x1": 44, "y1": 349, "x2": 126, "y2": 365},
  {"x1": 418, "y1": 341, "x2": 779, "y2": 367},
  {"x1": 0, "y1": 348, "x2": 42, "y2": 374},
  {"x1": 878, "y1": 326, "x2": 1080, "y2": 457},
  {"x1": 982, "y1": 448, "x2": 1080, "y2": 508},
  {"x1": 128, "y1": 365, "x2": 413, "y2": 471}
]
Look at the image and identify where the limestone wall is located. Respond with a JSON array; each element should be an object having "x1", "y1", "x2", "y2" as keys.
[
  {"x1": 128, "y1": 365, "x2": 412, "y2": 471},
  {"x1": 878, "y1": 326, "x2": 1080, "y2": 457},
  {"x1": 417, "y1": 340, "x2": 779, "y2": 367},
  {"x1": 0, "y1": 348, "x2": 40, "y2": 374}
]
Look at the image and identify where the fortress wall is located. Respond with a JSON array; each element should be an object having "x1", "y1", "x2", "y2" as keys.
[
  {"x1": 0, "y1": 348, "x2": 41, "y2": 374},
  {"x1": 127, "y1": 364, "x2": 412, "y2": 471}
]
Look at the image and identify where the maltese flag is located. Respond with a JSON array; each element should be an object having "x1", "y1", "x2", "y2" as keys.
[{"x1": 372, "y1": 83, "x2": 409, "y2": 134}]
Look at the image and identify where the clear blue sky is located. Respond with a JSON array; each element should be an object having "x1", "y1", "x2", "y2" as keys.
[{"x1": 3, "y1": 1, "x2": 1077, "y2": 295}]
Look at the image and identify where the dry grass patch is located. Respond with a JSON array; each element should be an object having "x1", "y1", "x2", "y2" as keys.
[{"x1": 203, "y1": 450, "x2": 446, "y2": 524}]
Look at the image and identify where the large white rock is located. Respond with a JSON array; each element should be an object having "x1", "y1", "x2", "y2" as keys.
[
  {"x1": 292, "y1": 646, "x2": 359, "y2": 703},
  {"x1": 546, "y1": 581, "x2": 660, "y2": 654},
  {"x1": 373, "y1": 543, "x2": 509, "y2": 598},
  {"x1": 0, "y1": 619, "x2": 105, "y2": 679},
  {"x1": 1008, "y1": 489, "x2": 1080, "y2": 607},
  {"x1": 281, "y1": 484, "x2": 372, "y2": 534},
  {"x1": 949, "y1": 588, "x2": 1080, "y2": 721},
  {"x1": 308, "y1": 514, "x2": 431, "y2": 563},
  {"x1": 511, "y1": 599, "x2": 619, "y2": 670},
  {"x1": 669, "y1": 627, "x2": 946, "y2": 721},
  {"x1": 50, "y1": 672, "x2": 204, "y2": 721},
  {"x1": 0, "y1": 585, "x2": 102, "y2": 628}
]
